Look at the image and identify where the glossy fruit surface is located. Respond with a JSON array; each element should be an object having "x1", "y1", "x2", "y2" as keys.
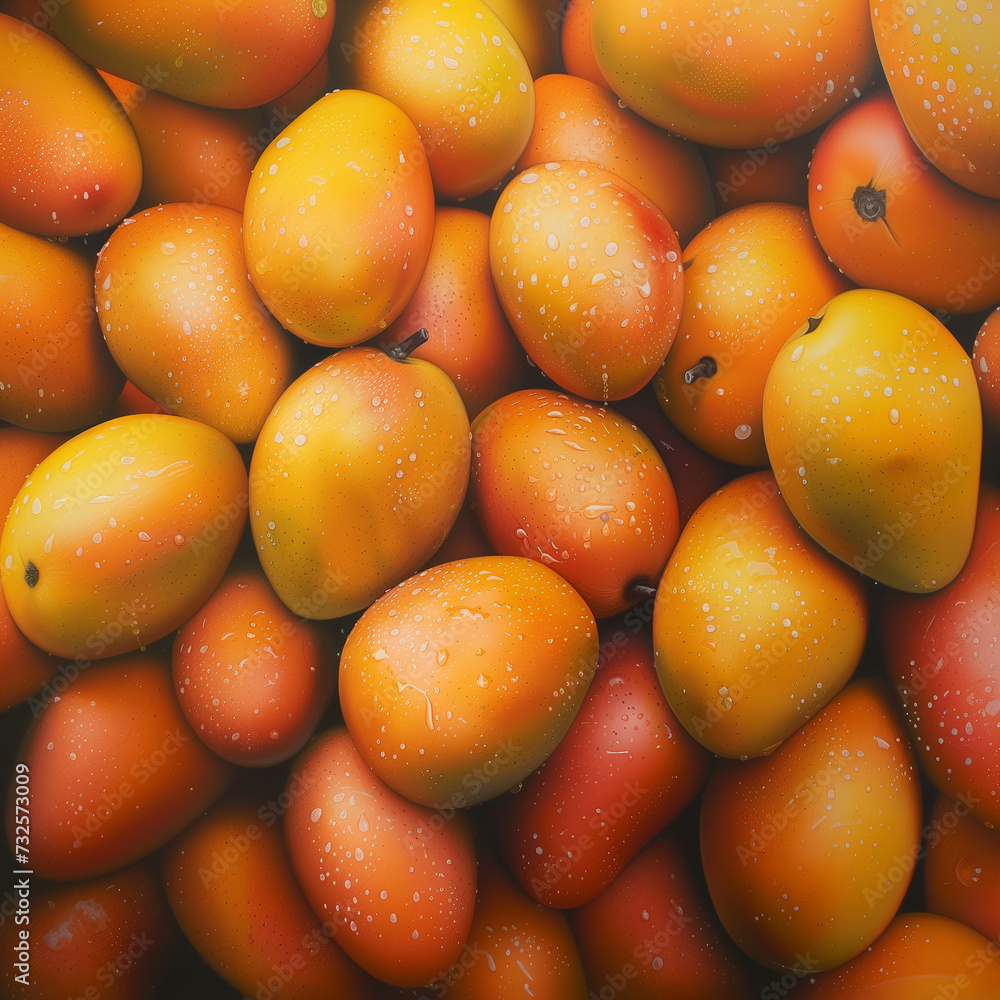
[
  {"x1": 337, "y1": 0, "x2": 534, "y2": 200},
  {"x1": 655, "y1": 202, "x2": 850, "y2": 466},
  {"x1": 9, "y1": 651, "x2": 233, "y2": 879},
  {"x1": 172, "y1": 564, "x2": 337, "y2": 766},
  {"x1": 493, "y1": 627, "x2": 710, "y2": 908},
  {"x1": 244, "y1": 89, "x2": 436, "y2": 348},
  {"x1": 700, "y1": 678, "x2": 923, "y2": 971},
  {"x1": 763, "y1": 288, "x2": 981, "y2": 593},
  {"x1": 1, "y1": 222, "x2": 124, "y2": 431},
  {"x1": 374, "y1": 207, "x2": 531, "y2": 418},
  {"x1": 162, "y1": 780, "x2": 375, "y2": 998},
  {"x1": 48, "y1": 0, "x2": 334, "y2": 108},
  {"x1": 0, "y1": 15, "x2": 141, "y2": 235},
  {"x1": 571, "y1": 825, "x2": 757, "y2": 1000},
  {"x1": 923, "y1": 792, "x2": 1000, "y2": 944},
  {"x1": 872, "y1": 0, "x2": 1000, "y2": 199},
  {"x1": 339, "y1": 555, "x2": 598, "y2": 807},
  {"x1": 490, "y1": 161, "x2": 684, "y2": 401},
  {"x1": 518, "y1": 73, "x2": 714, "y2": 246},
  {"x1": 249, "y1": 346, "x2": 470, "y2": 620},
  {"x1": 799, "y1": 911, "x2": 1000, "y2": 998},
  {"x1": 654, "y1": 471, "x2": 868, "y2": 759},
  {"x1": 471, "y1": 388, "x2": 679, "y2": 617},
  {"x1": 0, "y1": 860, "x2": 174, "y2": 1000},
  {"x1": 1, "y1": 413, "x2": 247, "y2": 659},
  {"x1": 96, "y1": 203, "x2": 296, "y2": 443},
  {"x1": 882, "y1": 484, "x2": 1000, "y2": 827},
  {"x1": 590, "y1": 0, "x2": 877, "y2": 147},
  {"x1": 99, "y1": 71, "x2": 265, "y2": 212},
  {"x1": 809, "y1": 92, "x2": 1000, "y2": 314},
  {"x1": 283, "y1": 727, "x2": 478, "y2": 987}
]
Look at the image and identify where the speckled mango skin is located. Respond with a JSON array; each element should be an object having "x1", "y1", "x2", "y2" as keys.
[
  {"x1": 337, "y1": 0, "x2": 534, "y2": 200},
  {"x1": 470, "y1": 388, "x2": 679, "y2": 618},
  {"x1": 338, "y1": 555, "x2": 599, "y2": 808},
  {"x1": 249, "y1": 347, "x2": 470, "y2": 620},
  {"x1": 0, "y1": 414, "x2": 247, "y2": 659},
  {"x1": 48, "y1": 0, "x2": 333, "y2": 109},
  {"x1": 872, "y1": 0, "x2": 1000, "y2": 200},
  {"x1": 700, "y1": 678, "x2": 923, "y2": 972},
  {"x1": 763, "y1": 288, "x2": 981, "y2": 593},
  {"x1": 96, "y1": 204, "x2": 296, "y2": 444},
  {"x1": 243, "y1": 89, "x2": 436, "y2": 348},
  {"x1": 655, "y1": 202, "x2": 850, "y2": 467},
  {"x1": 161, "y1": 782, "x2": 375, "y2": 998},
  {"x1": 0, "y1": 222, "x2": 125, "y2": 432},
  {"x1": 283, "y1": 727, "x2": 477, "y2": 987},
  {"x1": 490, "y1": 161, "x2": 684, "y2": 402},
  {"x1": 0, "y1": 15, "x2": 141, "y2": 236},
  {"x1": 653, "y1": 471, "x2": 868, "y2": 760},
  {"x1": 589, "y1": 0, "x2": 878, "y2": 148},
  {"x1": 10, "y1": 652, "x2": 234, "y2": 880}
]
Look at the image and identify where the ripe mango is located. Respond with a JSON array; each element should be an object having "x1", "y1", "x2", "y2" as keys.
[{"x1": 763, "y1": 289, "x2": 981, "y2": 592}]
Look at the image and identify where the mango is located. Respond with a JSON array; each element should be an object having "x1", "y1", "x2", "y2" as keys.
[{"x1": 762, "y1": 289, "x2": 981, "y2": 592}]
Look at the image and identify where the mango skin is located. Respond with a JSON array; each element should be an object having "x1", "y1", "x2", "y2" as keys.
[
  {"x1": 762, "y1": 288, "x2": 981, "y2": 593},
  {"x1": 0, "y1": 13, "x2": 141, "y2": 235},
  {"x1": 48, "y1": 0, "x2": 333, "y2": 109},
  {"x1": 249, "y1": 347, "x2": 470, "y2": 620},
  {"x1": 243, "y1": 89, "x2": 436, "y2": 348},
  {"x1": 339, "y1": 555, "x2": 599, "y2": 808},
  {"x1": 0, "y1": 414, "x2": 247, "y2": 659}
]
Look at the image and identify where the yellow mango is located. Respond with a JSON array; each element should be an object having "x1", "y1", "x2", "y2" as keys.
[
  {"x1": 763, "y1": 289, "x2": 981, "y2": 592},
  {"x1": 249, "y1": 342, "x2": 470, "y2": 620},
  {"x1": 0, "y1": 414, "x2": 247, "y2": 658}
]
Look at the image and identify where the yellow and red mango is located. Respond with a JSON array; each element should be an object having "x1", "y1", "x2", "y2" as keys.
[
  {"x1": 570, "y1": 826, "x2": 757, "y2": 999},
  {"x1": 48, "y1": 0, "x2": 334, "y2": 109},
  {"x1": 161, "y1": 781, "x2": 377, "y2": 999},
  {"x1": 96, "y1": 204, "x2": 297, "y2": 444},
  {"x1": 437, "y1": 844, "x2": 590, "y2": 1000},
  {"x1": 0, "y1": 14, "x2": 141, "y2": 235},
  {"x1": 493, "y1": 628, "x2": 710, "y2": 908},
  {"x1": 700, "y1": 679, "x2": 923, "y2": 971},
  {"x1": 250, "y1": 346, "x2": 470, "y2": 620},
  {"x1": 924, "y1": 792, "x2": 1000, "y2": 944},
  {"x1": 8, "y1": 651, "x2": 233, "y2": 880},
  {"x1": 655, "y1": 202, "x2": 850, "y2": 467},
  {"x1": 172, "y1": 564, "x2": 337, "y2": 766},
  {"x1": 99, "y1": 71, "x2": 265, "y2": 212},
  {"x1": 653, "y1": 471, "x2": 868, "y2": 760},
  {"x1": 339, "y1": 555, "x2": 599, "y2": 808},
  {"x1": 336, "y1": 0, "x2": 534, "y2": 200},
  {"x1": 590, "y1": 0, "x2": 877, "y2": 147},
  {"x1": 1, "y1": 222, "x2": 124, "y2": 432},
  {"x1": 244, "y1": 89, "x2": 436, "y2": 348},
  {"x1": 881, "y1": 485, "x2": 1000, "y2": 827},
  {"x1": 283, "y1": 728, "x2": 478, "y2": 987},
  {"x1": 800, "y1": 912, "x2": 1000, "y2": 998},
  {"x1": 518, "y1": 73, "x2": 715, "y2": 246},
  {"x1": 809, "y1": 92, "x2": 1000, "y2": 315},
  {"x1": 872, "y1": 1, "x2": 1000, "y2": 199},
  {"x1": 470, "y1": 389, "x2": 679, "y2": 618},
  {"x1": 490, "y1": 161, "x2": 684, "y2": 401},
  {"x1": 374, "y1": 207, "x2": 531, "y2": 418},
  {"x1": 0, "y1": 861, "x2": 174, "y2": 1000},
  {"x1": 0, "y1": 413, "x2": 247, "y2": 660}
]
